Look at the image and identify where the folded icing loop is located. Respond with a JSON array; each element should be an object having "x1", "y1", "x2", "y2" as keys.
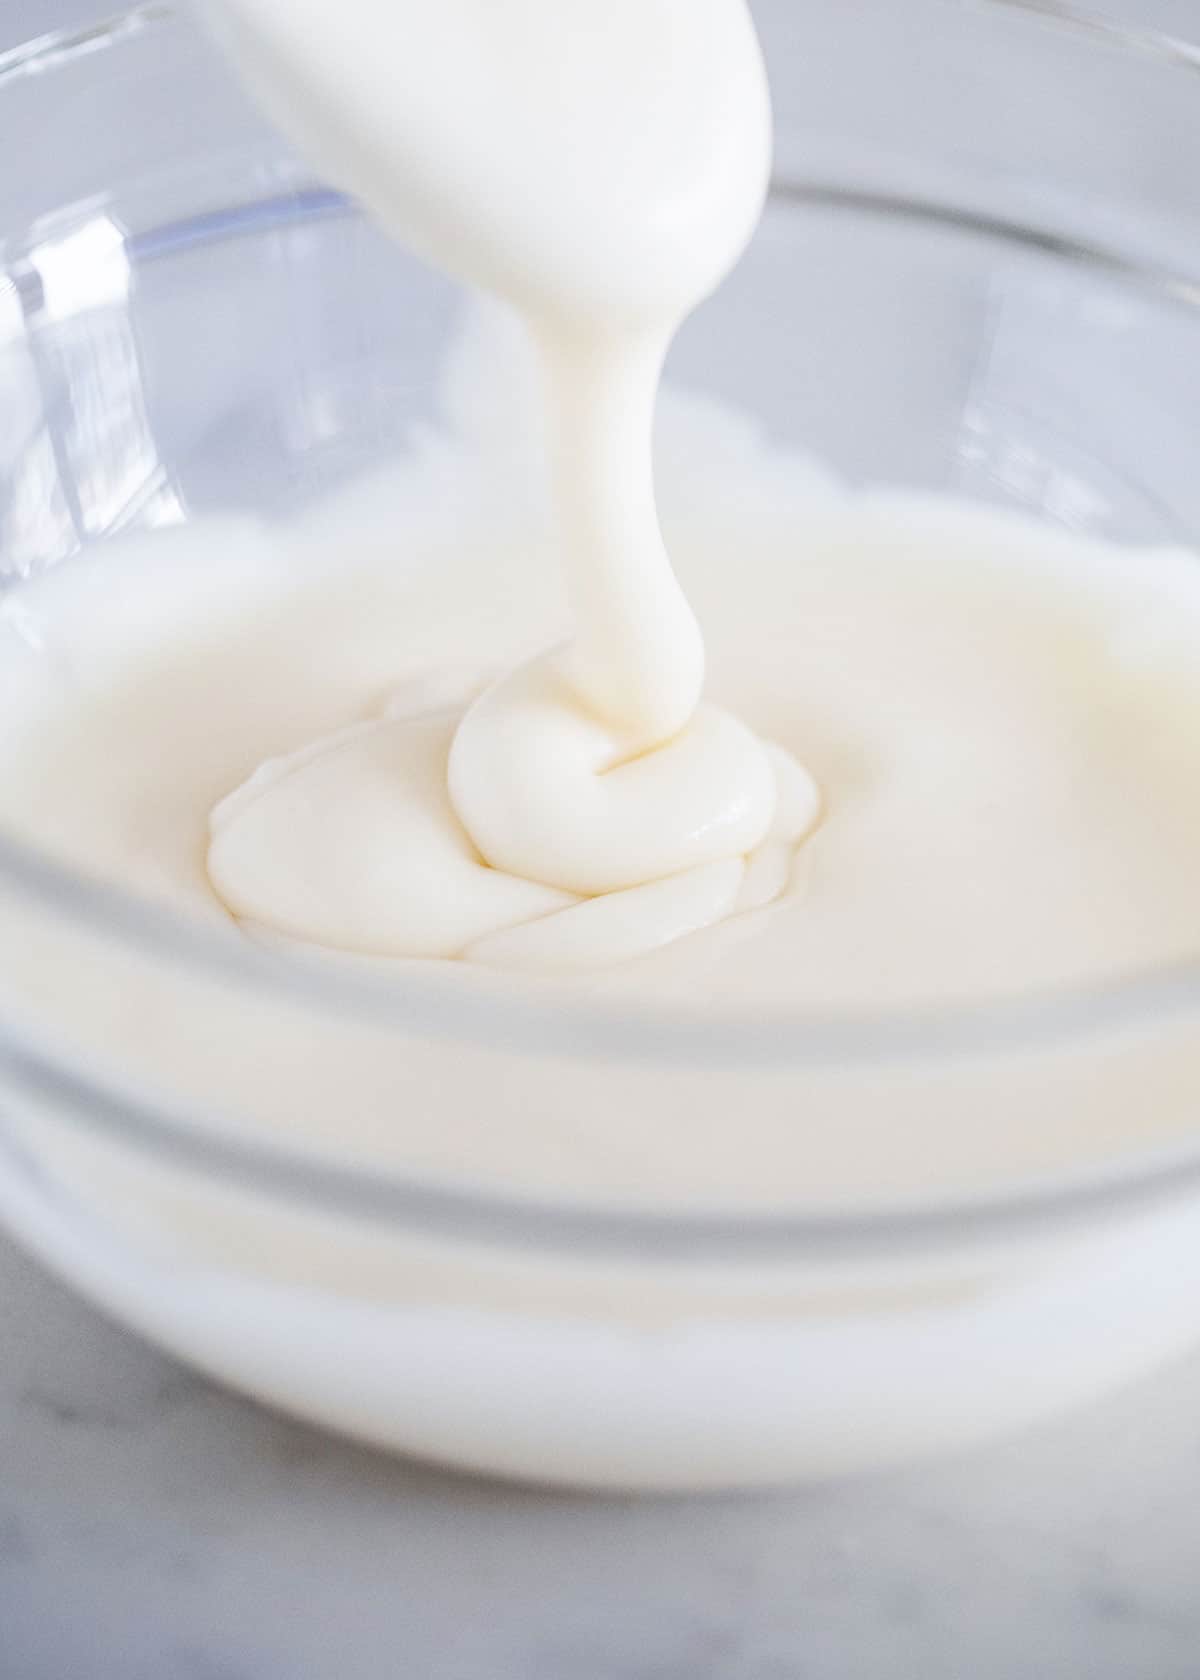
[
  {"x1": 206, "y1": 659, "x2": 820, "y2": 971},
  {"x1": 447, "y1": 651, "x2": 779, "y2": 896}
]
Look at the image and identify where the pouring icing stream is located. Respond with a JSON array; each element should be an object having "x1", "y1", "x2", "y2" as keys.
[{"x1": 200, "y1": 0, "x2": 820, "y2": 967}]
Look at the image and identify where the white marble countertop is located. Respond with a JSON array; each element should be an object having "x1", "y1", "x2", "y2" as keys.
[{"x1": 3, "y1": 1228, "x2": 1200, "y2": 1680}]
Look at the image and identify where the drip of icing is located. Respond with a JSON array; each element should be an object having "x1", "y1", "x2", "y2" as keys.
[{"x1": 200, "y1": 0, "x2": 820, "y2": 967}]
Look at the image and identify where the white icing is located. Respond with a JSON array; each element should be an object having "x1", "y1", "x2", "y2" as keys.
[{"x1": 199, "y1": 0, "x2": 818, "y2": 967}]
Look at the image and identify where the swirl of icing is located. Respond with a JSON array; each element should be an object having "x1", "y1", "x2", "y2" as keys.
[
  {"x1": 206, "y1": 657, "x2": 819, "y2": 971},
  {"x1": 447, "y1": 654, "x2": 777, "y2": 897}
]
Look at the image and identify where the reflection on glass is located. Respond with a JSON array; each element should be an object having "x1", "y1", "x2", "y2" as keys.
[
  {"x1": 0, "y1": 213, "x2": 183, "y2": 582},
  {"x1": 955, "y1": 266, "x2": 1194, "y2": 542}
]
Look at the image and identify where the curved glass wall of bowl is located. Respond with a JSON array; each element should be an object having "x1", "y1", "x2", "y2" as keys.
[
  {"x1": 0, "y1": 214, "x2": 183, "y2": 580},
  {"x1": 0, "y1": 179, "x2": 466, "y2": 585},
  {"x1": 970, "y1": 0, "x2": 1200, "y2": 70},
  {"x1": 665, "y1": 180, "x2": 1200, "y2": 546},
  {"x1": 3, "y1": 0, "x2": 1200, "y2": 584},
  {"x1": 950, "y1": 5, "x2": 1200, "y2": 542},
  {"x1": 954, "y1": 256, "x2": 1200, "y2": 543},
  {"x1": 0, "y1": 5, "x2": 450, "y2": 582}
]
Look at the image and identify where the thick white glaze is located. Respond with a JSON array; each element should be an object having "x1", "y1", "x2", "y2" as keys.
[{"x1": 199, "y1": 0, "x2": 819, "y2": 967}]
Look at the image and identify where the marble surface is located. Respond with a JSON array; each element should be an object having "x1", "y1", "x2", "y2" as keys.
[{"x1": 2, "y1": 1229, "x2": 1200, "y2": 1680}]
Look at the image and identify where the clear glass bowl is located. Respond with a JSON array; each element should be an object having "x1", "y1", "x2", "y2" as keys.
[{"x1": 1, "y1": 0, "x2": 1200, "y2": 1489}]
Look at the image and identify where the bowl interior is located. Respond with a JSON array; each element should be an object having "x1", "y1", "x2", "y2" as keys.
[{"x1": 4, "y1": 158, "x2": 1200, "y2": 590}]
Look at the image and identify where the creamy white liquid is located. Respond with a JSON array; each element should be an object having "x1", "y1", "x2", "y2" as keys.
[
  {"x1": 199, "y1": 0, "x2": 820, "y2": 969},
  {"x1": 4, "y1": 0, "x2": 1200, "y2": 1494},
  {"x1": 7, "y1": 361, "x2": 1200, "y2": 1026}
]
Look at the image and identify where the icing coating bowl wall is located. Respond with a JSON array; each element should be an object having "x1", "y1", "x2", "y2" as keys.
[{"x1": 2, "y1": 1, "x2": 1200, "y2": 1488}]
